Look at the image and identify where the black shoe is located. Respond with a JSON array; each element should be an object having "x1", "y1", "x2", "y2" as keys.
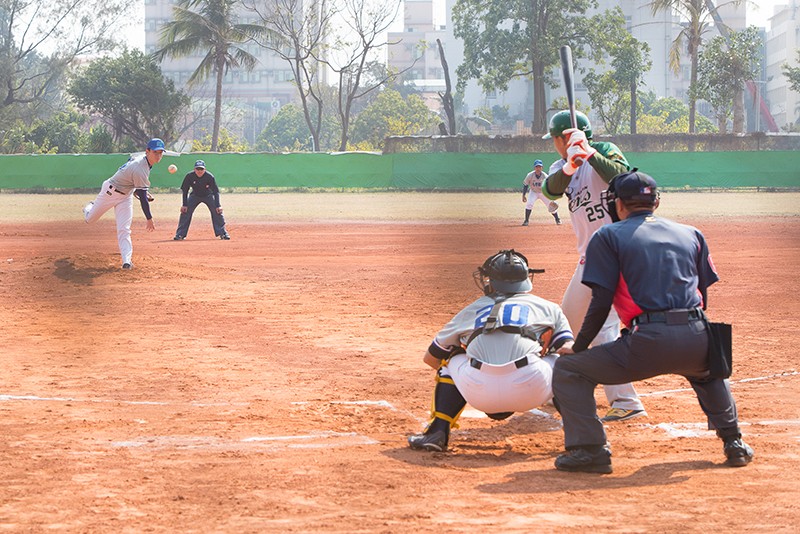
[
  {"x1": 173, "y1": 235, "x2": 185, "y2": 241},
  {"x1": 555, "y1": 446, "x2": 612, "y2": 473},
  {"x1": 219, "y1": 233, "x2": 230, "y2": 240},
  {"x1": 407, "y1": 430, "x2": 448, "y2": 452},
  {"x1": 724, "y1": 438, "x2": 754, "y2": 467},
  {"x1": 122, "y1": 263, "x2": 132, "y2": 270}
]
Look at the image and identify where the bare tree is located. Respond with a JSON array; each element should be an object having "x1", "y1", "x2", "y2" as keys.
[
  {"x1": 324, "y1": 0, "x2": 401, "y2": 151},
  {"x1": 1, "y1": 0, "x2": 129, "y2": 117},
  {"x1": 436, "y1": 38, "x2": 455, "y2": 135},
  {"x1": 244, "y1": 0, "x2": 336, "y2": 152}
]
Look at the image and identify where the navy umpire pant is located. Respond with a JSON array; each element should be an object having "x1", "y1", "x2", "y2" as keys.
[
  {"x1": 175, "y1": 194, "x2": 227, "y2": 238},
  {"x1": 553, "y1": 318, "x2": 740, "y2": 449}
]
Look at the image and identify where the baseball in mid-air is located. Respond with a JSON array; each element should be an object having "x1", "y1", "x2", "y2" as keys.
[{"x1": 168, "y1": 164, "x2": 177, "y2": 174}]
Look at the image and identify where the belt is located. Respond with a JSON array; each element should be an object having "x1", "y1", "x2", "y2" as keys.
[
  {"x1": 108, "y1": 184, "x2": 126, "y2": 194},
  {"x1": 631, "y1": 308, "x2": 703, "y2": 327},
  {"x1": 470, "y1": 356, "x2": 529, "y2": 370}
]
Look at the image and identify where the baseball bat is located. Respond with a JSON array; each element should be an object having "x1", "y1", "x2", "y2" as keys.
[
  {"x1": 559, "y1": 44, "x2": 583, "y2": 165},
  {"x1": 559, "y1": 45, "x2": 577, "y2": 129}
]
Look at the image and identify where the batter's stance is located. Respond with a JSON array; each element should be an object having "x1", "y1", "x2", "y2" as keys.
[
  {"x1": 542, "y1": 110, "x2": 646, "y2": 422},
  {"x1": 83, "y1": 138, "x2": 165, "y2": 269},
  {"x1": 522, "y1": 159, "x2": 561, "y2": 226},
  {"x1": 408, "y1": 250, "x2": 574, "y2": 452}
]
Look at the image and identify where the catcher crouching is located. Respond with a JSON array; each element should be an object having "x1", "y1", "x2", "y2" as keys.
[{"x1": 408, "y1": 249, "x2": 574, "y2": 452}]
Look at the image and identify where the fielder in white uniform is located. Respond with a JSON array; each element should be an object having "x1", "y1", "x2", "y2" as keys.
[
  {"x1": 83, "y1": 138, "x2": 165, "y2": 269},
  {"x1": 522, "y1": 159, "x2": 561, "y2": 226},
  {"x1": 541, "y1": 110, "x2": 646, "y2": 422},
  {"x1": 408, "y1": 250, "x2": 575, "y2": 452}
]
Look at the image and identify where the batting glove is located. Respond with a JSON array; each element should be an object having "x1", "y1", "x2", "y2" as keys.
[
  {"x1": 566, "y1": 128, "x2": 597, "y2": 158},
  {"x1": 565, "y1": 128, "x2": 587, "y2": 147}
]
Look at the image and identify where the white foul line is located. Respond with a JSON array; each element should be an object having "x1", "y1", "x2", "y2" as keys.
[{"x1": 639, "y1": 370, "x2": 798, "y2": 397}]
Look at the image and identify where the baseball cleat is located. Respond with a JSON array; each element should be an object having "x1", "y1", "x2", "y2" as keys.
[
  {"x1": 555, "y1": 446, "x2": 612, "y2": 474},
  {"x1": 723, "y1": 438, "x2": 754, "y2": 467},
  {"x1": 121, "y1": 263, "x2": 132, "y2": 270},
  {"x1": 82, "y1": 201, "x2": 94, "y2": 219},
  {"x1": 173, "y1": 235, "x2": 185, "y2": 241},
  {"x1": 407, "y1": 430, "x2": 448, "y2": 452},
  {"x1": 219, "y1": 233, "x2": 231, "y2": 240},
  {"x1": 601, "y1": 408, "x2": 646, "y2": 423},
  {"x1": 521, "y1": 221, "x2": 529, "y2": 226}
]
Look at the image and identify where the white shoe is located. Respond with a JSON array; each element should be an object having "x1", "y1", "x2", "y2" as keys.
[{"x1": 83, "y1": 201, "x2": 94, "y2": 219}]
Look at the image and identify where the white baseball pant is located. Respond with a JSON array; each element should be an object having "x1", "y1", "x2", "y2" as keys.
[
  {"x1": 561, "y1": 259, "x2": 645, "y2": 411},
  {"x1": 526, "y1": 191, "x2": 559, "y2": 213},
  {"x1": 84, "y1": 179, "x2": 135, "y2": 265},
  {"x1": 445, "y1": 353, "x2": 557, "y2": 414}
]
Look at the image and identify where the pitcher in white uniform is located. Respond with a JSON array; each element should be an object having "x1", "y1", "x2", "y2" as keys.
[
  {"x1": 83, "y1": 138, "x2": 165, "y2": 269},
  {"x1": 407, "y1": 250, "x2": 575, "y2": 452},
  {"x1": 541, "y1": 110, "x2": 647, "y2": 423}
]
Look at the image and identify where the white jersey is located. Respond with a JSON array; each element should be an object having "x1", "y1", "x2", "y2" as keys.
[
  {"x1": 549, "y1": 159, "x2": 611, "y2": 256},
  {"x1": 523, "y1": 171, "x2": 547, "y2": 193},
  {"x1": 432, "y1": 293, "x2": 573, "y2": 365},
  {"x1": 108, "y1": 154, "x2": 153, "y2": 195}
]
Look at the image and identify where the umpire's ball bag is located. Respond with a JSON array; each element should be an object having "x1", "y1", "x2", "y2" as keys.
[{"x1": 706, "y1": 321, "x2": 733, "y2": 379}]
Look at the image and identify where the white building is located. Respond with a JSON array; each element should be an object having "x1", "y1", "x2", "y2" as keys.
[{"x1": 764, "y1": 2, "x2": 799, "y2": 130}]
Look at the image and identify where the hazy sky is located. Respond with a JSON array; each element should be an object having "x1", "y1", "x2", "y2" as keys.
[{"x1": 120, "y1": 0, "x2": 789, "y2": 52}]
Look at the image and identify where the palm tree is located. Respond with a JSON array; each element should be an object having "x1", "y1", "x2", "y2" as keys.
[
  {"x1": 648, "y1": 0, "x2": 742, "y2": 133},
  {"x1": 153, "y1": 0, "x2": 268, "y2": 151},
  {"x1": 648, "y1": 0, "x2": 712, "y2": 133}
]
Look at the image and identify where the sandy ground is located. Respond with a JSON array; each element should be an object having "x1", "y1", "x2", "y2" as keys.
[{"x1": 1, "y1": 192, "x2": 799, "y2": 532}]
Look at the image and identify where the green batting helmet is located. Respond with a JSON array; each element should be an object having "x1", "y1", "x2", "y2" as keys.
[{"x1": 542, "y1": 110, "x2": 592, "y2": 140}]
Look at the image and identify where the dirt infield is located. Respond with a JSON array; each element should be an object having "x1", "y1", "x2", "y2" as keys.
[{"x1": 1, "y1": 193, "x2": 799, "y2": 532}]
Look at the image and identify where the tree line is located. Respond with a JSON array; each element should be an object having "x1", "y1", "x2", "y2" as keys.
[{"x1": 1, "y1": 0, "x2": 796, "y2": 155}]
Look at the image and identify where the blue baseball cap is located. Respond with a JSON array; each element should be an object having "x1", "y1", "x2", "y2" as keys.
[
  {"x1": 147, "y1": 138, "x2": 165, "y2": 151},
  {"x1": 194, "y1": 160, "x2": 206, "y2": 169},
  {"x1": 534, "y1": 159, "x2": 543, "y2": 167}
]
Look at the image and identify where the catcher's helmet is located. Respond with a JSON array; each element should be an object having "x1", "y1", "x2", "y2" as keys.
[
  {"x1": 542, "y1": 110, "x2": 592, "y2": 140},
  {"x1": 601, "y1": 169, "x2": 659, "y2": 222},
  {"x1": 473, "y1": 249, "x2": 544, "y2": 295}
]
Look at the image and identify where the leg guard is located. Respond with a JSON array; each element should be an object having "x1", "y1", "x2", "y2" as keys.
[{"x1": 426, "y1": 370, "x2": 467, "y2": 433}]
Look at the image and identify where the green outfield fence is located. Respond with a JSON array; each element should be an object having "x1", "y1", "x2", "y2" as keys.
[{"x1": 1, "y1": 150, "x2": 799, "y2": 190}]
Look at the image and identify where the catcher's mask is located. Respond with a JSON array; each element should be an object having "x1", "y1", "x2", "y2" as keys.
[
  {"x1": 473, "y1": 249, "x2": 545, "y2": 296},
  {"x1": 601, "y1": 168, "x2": 659, "y2": 222}
]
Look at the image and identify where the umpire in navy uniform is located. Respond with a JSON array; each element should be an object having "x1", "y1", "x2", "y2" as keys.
[
  {"x1": 173, "y1": 160, "x2": 230, "y2": 240},
  {"x1": 551, "y1": 170, "x2": 753, "y2": 474}
]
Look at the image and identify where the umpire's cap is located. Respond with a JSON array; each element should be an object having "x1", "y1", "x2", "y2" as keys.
[
  {"x1": 611, "y1": 169, "x2": 658, "y2": 201},
  {"x1": 534, "y1": 159, "x2": 544, "y2": 167},
  {"x1": 147, "y1": 138, "x2": 165, "y2": 151}
]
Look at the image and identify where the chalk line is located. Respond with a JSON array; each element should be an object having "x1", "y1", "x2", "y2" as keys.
[{"x1": 639, "y1": 370, "x2": 798, "y2": 397}]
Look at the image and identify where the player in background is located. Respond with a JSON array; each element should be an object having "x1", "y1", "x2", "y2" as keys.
[
  {"x1": 407, "y1": 250, "x2": 574, "y2": 452},
  {"x1": 83, "y1": 138, "x2": 164, "y2": 269},
  {"x1": 173, "y1": 160, "x2": 230, "y2": 241},
  {"x1": 541, "y1": 110, "x2": 647, "y2": 423},
  {"x1": 522, "y1": 159, "x2": 561, "y2": 226}
]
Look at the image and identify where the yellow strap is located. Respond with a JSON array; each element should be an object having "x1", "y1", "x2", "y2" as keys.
[{"x1": 425, "y1": 372, "x2": 465, "y2": 430}]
